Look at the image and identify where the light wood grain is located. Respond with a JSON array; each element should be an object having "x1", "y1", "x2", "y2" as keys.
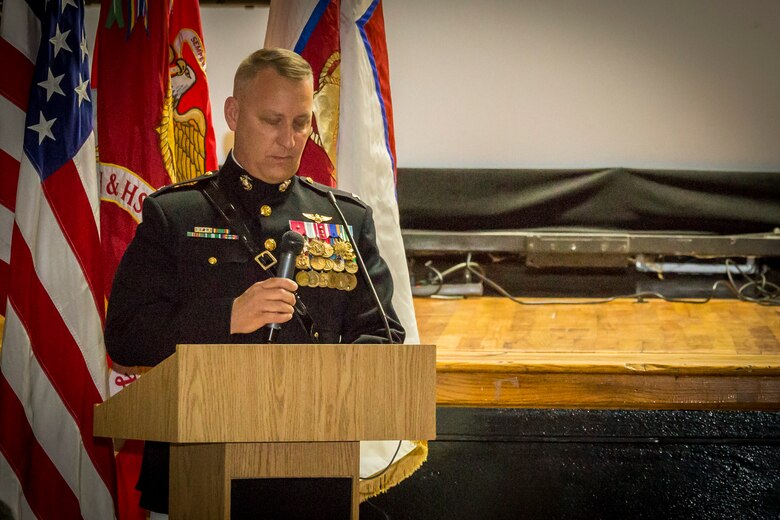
[
  {"x1": 94, "y1": 343, "x2": 437, "y2": 443},
  {"x1": 225, "y1": 441, "x2": 359, "y2": 478},
  {"x1": 94, "y1": 344, "x2": 435, "y2": 519},
  {"x1": 414, "y1": 297, "x2": 780, "y2": 409},
  {"x1": 177, "y1": 343, "x2": 436, "y2": 442},
  {"x1": 170, "y1": 444, "x2": 228, "y2": 520},
  {"x1": 436, "y1": 373, "x2": 780, "y2": 410},
  {"x1": 416, "y1": 298, "x2": 780, "y2": 354},
  {"x1": 93, "y1": 351, "x2": 179, "y2": 441},
  {"x1": 169, "y1": 442, "x2": 359, "y2": 520}
]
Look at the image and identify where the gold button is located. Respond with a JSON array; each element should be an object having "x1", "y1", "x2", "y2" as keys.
[
  {"x1": 264, "y1": 238, "x2": 277, "y2": 251},
  {"x1": 305, "y1": 177, "x2": 314, "y2": 184},
  {"x1": 260, "y1": 205, "x2": 272, "y2": 217},
  {"x1": 208, "y1": 257, "x2": 218, "y2": 265}
]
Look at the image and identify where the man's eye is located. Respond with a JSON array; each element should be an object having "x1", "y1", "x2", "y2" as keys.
[{"x1": 264, "y1": 118, "x2": 281, "y2": 126}]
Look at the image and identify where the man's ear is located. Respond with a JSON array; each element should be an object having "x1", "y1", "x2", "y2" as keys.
[{"x1": 224, "y1": 96, "x2": 239, "y2": 131}]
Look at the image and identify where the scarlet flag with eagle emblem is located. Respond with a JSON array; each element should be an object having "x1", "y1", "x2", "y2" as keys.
[
  {"x1": 266, "y1": 0, "x2": 424, "y2": 501},
  {"x1": 94, "y1": 0, "x2": 217, "y2": 517},
  {"x1": 95, "y1": 0, "x2": 218, "y2": 292}
]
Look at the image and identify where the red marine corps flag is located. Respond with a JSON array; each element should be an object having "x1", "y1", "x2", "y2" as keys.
[
  {"x1": 0, "y1": 0, "x2": 117, "y2": 517},
  {"x1": 266, "y1": 0, "x2": 424, "y2": 501},
  {"x1": 96, "y1": 0, "x2": 218, "y2": 291},
  {"x1": 94, "y1": 0, "x2": 217, "y2": 517}
]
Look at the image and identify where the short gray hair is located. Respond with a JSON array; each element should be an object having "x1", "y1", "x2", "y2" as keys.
[{"x1": 233, "y1": 48, "x2": 312, "y2": 95}]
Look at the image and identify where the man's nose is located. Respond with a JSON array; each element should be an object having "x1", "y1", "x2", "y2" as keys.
[{"x1": 277, "y1": 125, "x2": 296, "y2": 149}]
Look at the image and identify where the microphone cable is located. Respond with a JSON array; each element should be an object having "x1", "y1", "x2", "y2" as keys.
[{"x1": 327, "y1": 191, "x2": 405, "y2": 479}]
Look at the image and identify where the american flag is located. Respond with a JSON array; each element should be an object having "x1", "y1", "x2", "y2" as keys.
[{"x1": 0, "y1": 0, "x2": 117, "y2": 518}]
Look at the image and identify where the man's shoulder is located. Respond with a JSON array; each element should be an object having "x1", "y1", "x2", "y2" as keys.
[
  {"x1": 150, "y1": 171, "x2": 217, "y2": 200},
  {"x1": 297, "y1": 176, "x2": 368, "y2": 211}
]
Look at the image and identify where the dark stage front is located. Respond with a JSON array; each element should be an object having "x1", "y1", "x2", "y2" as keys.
[
  {"x1": 364, "y1": 407, "x2": 780, "y2": 520},
  {"x1": 359, "y1": 297, "x2": 780, "y2": 519}
]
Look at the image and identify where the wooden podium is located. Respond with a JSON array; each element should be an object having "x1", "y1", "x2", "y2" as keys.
[{"x1": 94, "y1": 343, "x2": 437, "y2": 519}]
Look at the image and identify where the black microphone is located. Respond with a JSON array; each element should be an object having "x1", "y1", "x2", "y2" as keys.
[
  {"x1": 327, "y1": 191, "x2": 396, "y2": 344},
  {"x1": 267, "y1": 230, "x2": 306, "y2": 343}
]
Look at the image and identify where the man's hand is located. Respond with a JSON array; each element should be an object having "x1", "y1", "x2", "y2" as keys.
[{"x1": 230, "y1": 277, "x2": 298, "y2": 334}]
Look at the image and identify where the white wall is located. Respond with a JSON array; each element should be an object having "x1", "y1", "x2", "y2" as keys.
[
  {"x1": 383, "y1": 0, "x2": 780, "y2": 171},
  {"x1": 200, "y1": 6, "x2": 268, "y2": 160},
  {"x1": 87, "y1": 1, "x2": 780, "y2": 171}
]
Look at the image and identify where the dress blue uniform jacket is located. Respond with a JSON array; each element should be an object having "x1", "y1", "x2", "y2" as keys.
[{"x1": 104, "y1": 154, "x2": 405, "y2": 512}]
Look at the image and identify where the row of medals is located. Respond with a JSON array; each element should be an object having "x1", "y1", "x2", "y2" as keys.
[{"x1": 294, "y1": 237, "x2": 359, "y2": 291}]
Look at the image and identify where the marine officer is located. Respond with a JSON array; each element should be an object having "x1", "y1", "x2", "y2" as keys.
[{"x1": 104, "y1": 47, "x2": 405, "y2": 516}]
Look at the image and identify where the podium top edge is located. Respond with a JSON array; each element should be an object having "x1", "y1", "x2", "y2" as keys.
[{"x1": 174, "y1": 343, "x2": 438, "y2": 349}]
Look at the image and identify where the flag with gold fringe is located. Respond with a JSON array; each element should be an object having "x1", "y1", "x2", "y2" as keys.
[{"x1": 266, "y1": 0, "x2": 425, "y2": 501}]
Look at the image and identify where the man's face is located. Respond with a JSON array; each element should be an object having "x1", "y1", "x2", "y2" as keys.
[{"x1": 225, "y1": 67, "x2": 313, "y2": 184}]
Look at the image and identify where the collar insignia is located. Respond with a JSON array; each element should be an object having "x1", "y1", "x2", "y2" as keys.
[{"x1": 239, "y1": 174, "x2": 253, "y2": 191}]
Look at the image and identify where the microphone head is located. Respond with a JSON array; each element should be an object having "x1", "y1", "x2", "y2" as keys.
[{"x1": 279, "y1": 230, "x2": 305, "y2": 256}]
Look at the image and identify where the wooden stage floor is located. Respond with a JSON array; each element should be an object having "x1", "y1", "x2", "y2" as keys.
[{"x1": 414, "y1": 297, "x2": 780, "y2": 410}]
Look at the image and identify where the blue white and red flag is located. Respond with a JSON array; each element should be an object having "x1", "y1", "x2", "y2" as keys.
[
  {"x1": 266, "y1": 0, "x2": 341, "y2": 187},
  {"x1": 0, "y1": 0, "x2": 117, "y2": 518},
  {"x1": 266, "y1": 0, "x2": 419, "y2": 346},
  {"x1": 266, "y1": 0, "x2": 424, "y2": 500}
]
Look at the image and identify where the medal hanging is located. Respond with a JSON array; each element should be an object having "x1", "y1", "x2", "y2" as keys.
[{"x1": 290, "y1": 219, "x2": 359, "y2": 291}]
